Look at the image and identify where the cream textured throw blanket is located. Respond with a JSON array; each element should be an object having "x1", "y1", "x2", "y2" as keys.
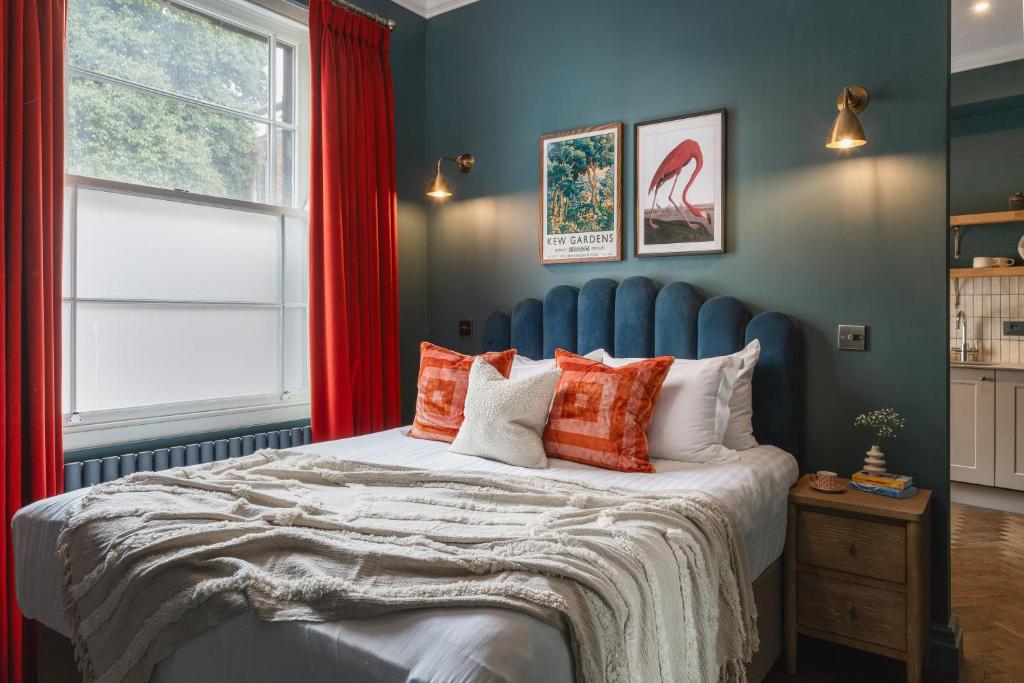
[{"x1": 58, "y1": 450, "x2": 757, "y2": 683}]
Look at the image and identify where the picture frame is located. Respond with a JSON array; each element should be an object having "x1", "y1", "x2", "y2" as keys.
[
  {"x1": 634, "y1": 109, "x2": 725, "y2": 257},
  {"x1": 539, "y1": 122, "x2": 623, "y2": 264}
]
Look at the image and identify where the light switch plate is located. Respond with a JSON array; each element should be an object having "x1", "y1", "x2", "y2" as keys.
[
  {"x1": 838, "y1": 324, "x2": 867, "y2": 351},
  {"x1": 1004, "y1": 321, "x2": 1024, "y2": 337}
]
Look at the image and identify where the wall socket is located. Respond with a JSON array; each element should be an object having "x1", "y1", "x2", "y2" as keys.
[
  {"x1": 837, "y1": 324, "x2": 867, "y2": 351},
  {"x1": 458, "y1": 320, "x2": 473, "y2": 337},
  {"x1": 1004, "y1": 321, "x2": 1024, "y2": 336}
]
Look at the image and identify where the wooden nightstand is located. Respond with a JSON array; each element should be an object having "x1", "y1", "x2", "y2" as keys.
[{"x1": 784, "y1": 475, "x2": 932, "y2": 683}]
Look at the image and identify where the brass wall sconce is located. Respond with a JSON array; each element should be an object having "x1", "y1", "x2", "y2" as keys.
[
  {"x1": 427, "y1": 154, "x2": 475, "y2": 198},
  {"x1": 826, "y1": 86, "x2": 870, "y2": 149}
]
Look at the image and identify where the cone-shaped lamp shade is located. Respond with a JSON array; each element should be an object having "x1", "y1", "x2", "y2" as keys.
[
  {"x1": 426, "y1": 167, "x2": 453, "y2": 198},
  {"x1": 826, "y1": 107, "x2": 867, "y2": 149},
  {"x1": 826, "y1": 87, "x2": 869, "y2": 149},
  {"x1": 427, "y1": 154, "x2": 474, "y2": 199}
]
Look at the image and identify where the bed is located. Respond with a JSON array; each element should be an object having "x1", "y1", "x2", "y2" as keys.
[{"x1": 14, "y1": 276, "x2": 802, "y2": 682}]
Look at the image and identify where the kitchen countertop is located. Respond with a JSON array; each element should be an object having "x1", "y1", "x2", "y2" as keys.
[{"x1": 949, "y1": 361, "x2": 1024, "y2": 371}]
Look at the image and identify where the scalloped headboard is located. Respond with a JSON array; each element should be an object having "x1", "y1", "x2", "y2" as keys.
[{"x1": 482, "y1": 276, "x2": 803, "y2": 458}]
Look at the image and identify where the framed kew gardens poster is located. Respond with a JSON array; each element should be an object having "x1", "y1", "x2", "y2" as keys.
[
  {"x1": 635, "y1": 109, "x2": 725, "y2": 256},
  {"x1": 539, "y1": 122, "x2": 622, "y2": 264}
]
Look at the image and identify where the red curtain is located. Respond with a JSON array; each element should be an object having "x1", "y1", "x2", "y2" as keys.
[
  {"x1": 308, "y1": 0, "x2": 400, "y2": 441},
  {"x1": 1, "y1": 0, "x2": 67, "y2": 681}
]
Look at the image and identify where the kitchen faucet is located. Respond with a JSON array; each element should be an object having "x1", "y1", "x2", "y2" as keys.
[{"x1": 956, "y1": 311, "x2": 970, "y2": 363}]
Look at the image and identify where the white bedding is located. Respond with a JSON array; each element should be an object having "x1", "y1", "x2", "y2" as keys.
[
  {"x1": 14, "y1": 427, "x2": 797, "y2": 683},
  {"x1": 299, "y1": 428, "x2": 799, "y2": 576}
]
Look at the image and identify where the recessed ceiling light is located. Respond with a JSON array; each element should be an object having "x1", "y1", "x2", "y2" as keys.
[{"x1": 971, "y1": 1, "x2": 992, "y2": 14}]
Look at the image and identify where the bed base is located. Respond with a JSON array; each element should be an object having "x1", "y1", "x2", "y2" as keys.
[
  {"x1": 38, "y1": 558, "x2": 782, "y2": 683},
  {"x1": 747, "y1": 557, "x2": 783, "y2": 682}
]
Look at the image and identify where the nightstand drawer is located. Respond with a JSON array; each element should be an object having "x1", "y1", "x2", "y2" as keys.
[
  {"x1": 798, "y1": 572, "x2": 907, "y2": 651},
  {"x1": 798, "y1": 509, "x2": 906, "y2": 583}
]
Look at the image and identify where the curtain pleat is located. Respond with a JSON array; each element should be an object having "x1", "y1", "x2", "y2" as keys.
[
  {"x1": 308, "y1": 0, "x2": 401, "y2": 441},
  {"x1": 1, "y1": 1, "x2": 67, "y2": 681}
]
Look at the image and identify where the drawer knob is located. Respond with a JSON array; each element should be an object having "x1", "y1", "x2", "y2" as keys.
[
  {"x1": 847, "y1": 542, "x2": 858, "y2": 558},
  {"x1": 848, "y1": 605, "x2": 859, "y2": 624}
]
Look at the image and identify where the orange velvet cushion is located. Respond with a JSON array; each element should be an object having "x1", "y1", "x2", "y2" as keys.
[
  {"x1": 543, "y1": 349, "x2": 674, "y2": 472},
  {"x1": 409, "y1": 342, "x2": 516, "y2": 443}
]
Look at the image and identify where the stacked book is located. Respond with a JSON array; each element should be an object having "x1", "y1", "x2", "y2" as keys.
[{"x1": 849, "y1": 471, "x2": 918, "y2": 499}]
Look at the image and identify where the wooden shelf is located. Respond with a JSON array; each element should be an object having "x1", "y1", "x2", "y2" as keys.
[
  {"x1": 950, "y1": 210, "x2": 1024, "y2": 227},
  {"x1": 950, "y1": 266, "x2": 1024, "y2": 278}
]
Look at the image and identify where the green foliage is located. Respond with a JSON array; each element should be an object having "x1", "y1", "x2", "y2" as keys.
[
  {"x1": 66, "y1": 0, "x2": 274, "y2": 202},
  {"x1": 545, "y1": 133, "x2": 615, "y2": 234}
]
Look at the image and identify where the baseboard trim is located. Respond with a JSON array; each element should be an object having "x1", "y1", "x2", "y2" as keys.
[
  {"x1": 951, "y1": 481, "x2": 1024, "y2": 514},
  {"x1": 927, "y1": 616, "x2": 963, "y2": 675}
]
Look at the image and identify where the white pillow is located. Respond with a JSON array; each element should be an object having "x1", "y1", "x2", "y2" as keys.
[
  {"x1": 450, "y1": 357, "x2": 562, "y2": 468},
  {"x1": 602, "y1": 352, "x2": 741, "y2": 463},
  {"x1": 723, "y1": 340, "x2": 761, "y2": 451},
  {"x1": 509, "y1": 348, "x2": 603, "y2": 380}
]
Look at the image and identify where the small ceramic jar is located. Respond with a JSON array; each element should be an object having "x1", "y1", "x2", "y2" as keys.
[{"x1": 1011, "y1": 192, "x2": 1024, "y2": 211}]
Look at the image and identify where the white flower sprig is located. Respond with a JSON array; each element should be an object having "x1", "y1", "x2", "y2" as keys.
[{"x1": 854, "y1": 408, "x2": 906, "y2": 446}]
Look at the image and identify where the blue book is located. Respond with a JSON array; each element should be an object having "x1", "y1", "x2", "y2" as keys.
[{"x1": 848, "y1": 480, "x2": 918, "y2": 499}]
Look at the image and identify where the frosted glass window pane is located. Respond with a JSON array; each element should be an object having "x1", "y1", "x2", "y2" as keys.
[
  {"x1": 77, "y1": 189, "x2": 281, "y2": 303},
  {"x1": 63, "y1": 186, "x2": 73, "y2": 298},
  {"x1": 284, "y1": 307, "x2": 307, "y2": 391},
  {"x1": 284, "y1": 217, "x2": 307, "y2": 303},
  {"x1": 75, "y1": 303, "x2": 279, "y2": 412},
  {"x1": 62, "y1": 302, "x2": 72, "y2": 413}
]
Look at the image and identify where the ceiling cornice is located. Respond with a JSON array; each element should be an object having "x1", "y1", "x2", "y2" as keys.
[{"x1": 388, "y1": 0, "x2": 477, "y2": 19}]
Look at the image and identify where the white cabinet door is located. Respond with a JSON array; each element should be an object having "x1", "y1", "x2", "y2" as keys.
[
  {"x1": 994, "y1": 369, "x2": 1024, "y2": 491},
  {"x1": 950, "y1": 368, "x2": 995, "y2": 485}
]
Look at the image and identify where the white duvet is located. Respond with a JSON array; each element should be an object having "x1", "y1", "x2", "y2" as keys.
[
  {"x1": 300, "y1": 428, "x2": 799, "y2": 576},
  {"x1": 14, "y1": 427, "x2": 798, "y2": 683}
]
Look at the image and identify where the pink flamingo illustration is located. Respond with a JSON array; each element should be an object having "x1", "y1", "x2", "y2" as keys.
[{"x1": 648, "y1": 139, "x2": 704, "y2": 229}]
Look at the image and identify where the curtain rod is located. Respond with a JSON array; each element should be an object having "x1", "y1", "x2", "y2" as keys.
[{"x1": 329, "y1": 0, "x2": 396, "y2": 30}]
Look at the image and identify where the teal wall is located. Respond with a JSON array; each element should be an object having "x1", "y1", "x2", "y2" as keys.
[
  {"x1": 424, "y1": 0, "x2": 951, "y2": 627},
  {"x1": 950, "y1": 59, "x2": 1024, "y2": 268}
]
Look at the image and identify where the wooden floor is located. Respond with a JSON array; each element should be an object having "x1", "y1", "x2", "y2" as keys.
[
  {"x1": 948, "y1": 503, "x2": 1024, "y2": 682},
  {"x1": 765, "y1": 502, "x2": 1024, "y2": 683}
]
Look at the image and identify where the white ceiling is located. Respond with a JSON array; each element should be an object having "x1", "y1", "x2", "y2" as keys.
[
  {"x1": 952, "y1": 0, "x2": 1024, "y2": 71},
  {"x1": 389, "y1": 0, "x2": 477, "y2": 19}
]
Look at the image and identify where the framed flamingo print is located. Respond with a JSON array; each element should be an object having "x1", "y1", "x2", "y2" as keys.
[
  {"x1": 634, "y1": 109, "x2": 725, "y2": 256},
  {"x1": 539, "y1": 122, "x2": 623, "y2": 264}
]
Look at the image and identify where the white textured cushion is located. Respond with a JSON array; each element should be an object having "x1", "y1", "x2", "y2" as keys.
[
  {"x1": 602, "y1": 352, "x2": 741, "y2": 463},
  {"x1": 509, "y1": 348, "x2": 603, "y2": 380},
  {"x1": 450, "y1": 357, "x2": 562, "y2": 468},
  {"x1": 722, "y1": 340, "x2": 761, "y2": 451}
]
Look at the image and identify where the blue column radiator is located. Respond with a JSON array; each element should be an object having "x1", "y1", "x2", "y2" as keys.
[{"x1": 64, "y1": 426, "x2": 314, "y2": 492}]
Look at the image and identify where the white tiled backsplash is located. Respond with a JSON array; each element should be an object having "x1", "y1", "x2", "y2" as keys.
[{"x1": 950, "y1": 276, "x2": 1024, "y2": 364}]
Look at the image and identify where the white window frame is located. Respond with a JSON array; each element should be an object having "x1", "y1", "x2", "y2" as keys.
[{"x1": 63, "y1": 0, "x2": 312, "y2": 450}]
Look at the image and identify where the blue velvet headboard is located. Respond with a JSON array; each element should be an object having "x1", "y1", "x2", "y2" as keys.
[{"x1": 482, "y1": 276, "x2": 803, "y2": 459}]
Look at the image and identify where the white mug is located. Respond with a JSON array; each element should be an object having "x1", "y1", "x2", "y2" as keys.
[{"x1": 974, "y1": 256, "x2": 1014, "y2": 268}]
